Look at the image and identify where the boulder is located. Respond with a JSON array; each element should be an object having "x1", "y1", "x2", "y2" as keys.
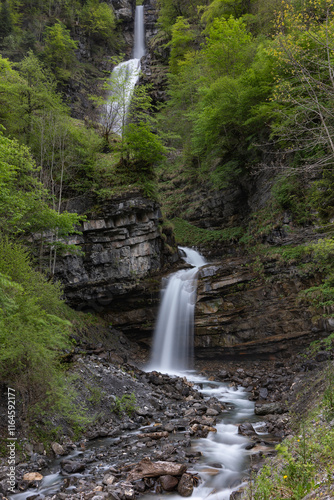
[
  {"x1": 103, "y1": 474, "x2": 116, "y2": 486},
  {"x1": 206, "y1": 408, "x2": 219, "y2": 416},
  {"x1": 177, "y1": 473, "x2": 194, "y2": 497},
  {"x1": 259, "y1": 388, "x2": 268, "y2": 399},
  {"x1": 51, "y1": 442, "x2": 66, "y2": 456},
  {"x1": 127, "y1": 457, "x2": 187, "y2": 482},
  {"x1": 23, "y1": 472, "x2": 43, "y2": 482},
  {"x1": 238, "y1": 422, "x2": 257, "y2": 437},
  {"x1": 254, "y1": 403, "x2": 285, "y2": 416},
  {"x1": 160, "y1": 475, "x2": 179, "y2": 491},
  {"x1": 61, "y1": 460, "x2": 86, "y2": 473},
  {"x1": 138, "y1": 431, "x2": 169, "y2": 440},
  {"x1": 315, "y1": 351, "x2": 330, "y2": 362}
]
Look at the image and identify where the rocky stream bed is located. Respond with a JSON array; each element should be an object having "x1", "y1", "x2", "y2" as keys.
[{"x1": 1, "y1": 340, "x2": 331, "y2": 500}]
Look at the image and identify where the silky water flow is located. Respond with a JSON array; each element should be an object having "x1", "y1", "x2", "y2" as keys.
[
  {"x1": 105, "y1": 5, "x2": 145, "y2": 135},
  {"x1": 146, "y1": 248, "x2": 257, "y2": 499}
]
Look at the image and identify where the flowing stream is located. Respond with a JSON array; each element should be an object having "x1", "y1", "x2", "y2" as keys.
[
  {"x1": 146, "y1": 247, "x2": 257, "y2": 499},
  {"x1": 105, "y1": 5, "x2": 145, "y2": 135},
  {"x1": 9, "y1": 248, "x2": 266, "y2": 500}
]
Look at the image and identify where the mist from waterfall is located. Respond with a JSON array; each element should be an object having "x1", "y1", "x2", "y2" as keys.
[{"x1": 147, "y1": 247, "x2": 206, "y2": 375}]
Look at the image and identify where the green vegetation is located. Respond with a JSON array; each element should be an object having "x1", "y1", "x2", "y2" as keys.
[
  {"x1": 248, "y1": 364, "x2": 334, "y2": 499},
  {"x1": 172, "y1": 217, "x2": 243, "y2": 246},
  {"x1": 0, "y1": 238, "x2": 73, "y2": 418},
  {"x1": 113, "y1": 393, "x2": 138, "y2": 417},
  {"x1": 156, "y1": 0, "x2": 334, "y2": 233},
  {"x1": 0, "y1": 0, "x2": 120, "y2": 77},
  {"x1": 41, "y1": 22, "x2": 78, "y2": 81}
]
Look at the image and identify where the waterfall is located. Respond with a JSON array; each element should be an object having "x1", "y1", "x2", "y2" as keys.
[
  {"x1": 147, "y1": 247, "x2": 206, "y2": 375},
  {"x1": 105, "y1": 6, "x2": 145, "y2": 135},
  {"x1": 133, "y1": 5, "x2": 145, "y2": 59}
]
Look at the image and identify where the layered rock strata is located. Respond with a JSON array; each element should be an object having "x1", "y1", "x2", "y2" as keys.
[
  {"x1": 55, "y1": 192, "x2": 178, "y2": 311},
  {"x1": 194, "y1": 257, "x2": 332, "y2": 361}
]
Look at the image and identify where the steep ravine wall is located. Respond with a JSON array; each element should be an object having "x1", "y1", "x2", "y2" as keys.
[
  {"x1": 194, "y1": 257, "x2": 334, "y2": 365},
  {"x1": 55, "y1": 192, "x2": 178, "y2": 312}
]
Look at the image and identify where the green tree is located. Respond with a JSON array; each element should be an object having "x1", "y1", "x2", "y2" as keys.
[
  {"x1": 81, "y1": 0, "x2": 116, "y2": 45},
  {"x1": 203, "y1": 16, "x2": 255, "y2": 79},
  {"x1": 42, "y1": 21, "x2": 78, "y2": 81},
  {"x1": 0, "y1": 239, "x2": 71, "y2": 417},
  {"x1": 124, "y1": 122, "x2": 166, "y2": 166},
  {"x1": 0, "y1": 130, "x2": 81, "y2": 243},
  {"x1": 269, "y1": 0, "x2": 334, "y2": 178},
  {"x1": 191, "y1": 41, "x2": 274, "y2": 183},
  {"x1": 201, "y1": 0, "x2": 253, "y2": 25},
  {"x1": 169, "y1": 16, "x2": 194, "y2": 74}
]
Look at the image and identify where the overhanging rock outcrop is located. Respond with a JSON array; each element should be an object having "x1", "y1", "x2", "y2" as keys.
[{"x1": 55, "y1": 192, "x2": 178, "y2": 311}]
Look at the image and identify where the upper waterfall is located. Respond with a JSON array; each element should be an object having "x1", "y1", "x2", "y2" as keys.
[
  {"x1": 147, "y1": 247, "x2": 206, "y2": 375},
  {"x1": 105, "y1": 6, "x2": 146, "y2": 135},
  {"x1": 133, "y1": 5, "x2": 145, "y2": 59}
]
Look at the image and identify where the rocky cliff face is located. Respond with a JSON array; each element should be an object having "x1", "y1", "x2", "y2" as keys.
[
  {"x1": 194, "y1": 256, "x2": 333, "y2": 364},
  {"x1": 55, "y1": 191, "x2": 178, "y2": 312},
  {"x1": 83, "y1": 237, "x2": 333, "y2": 365},
  {"x1": 110, "y1": 0, "x2": 136, "y2": 49},
  {"x1": 140, "y1": 0, "x2": 169, "y2": 104}
]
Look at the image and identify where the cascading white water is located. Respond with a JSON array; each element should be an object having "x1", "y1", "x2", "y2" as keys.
[
  {"x1": 147, "y1": 247, "x2": 206, "y2": 374},
  {"x1": 105, "y1": 6, "x2": 145, "y2": 135}
]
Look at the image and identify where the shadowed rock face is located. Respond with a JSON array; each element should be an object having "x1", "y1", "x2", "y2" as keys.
[
  {"x1": 54, "y1": 192, "x2": 178, "y2": 312},
  {"x1": 194, "y1": 258, "x2": 330, "y2": 362}
]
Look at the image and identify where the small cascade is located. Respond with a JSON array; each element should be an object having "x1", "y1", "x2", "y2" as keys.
[
  {"x1": 147, "y1": 247, "x2": 206, "y2": 374},
  {"x1": 105, "y1": 6, "x2": 145, "y2": 135}
]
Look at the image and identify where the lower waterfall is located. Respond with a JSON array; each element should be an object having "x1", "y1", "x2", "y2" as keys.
[{"x1": 147, "y1": 247, "x2": 206, "y2": 374}]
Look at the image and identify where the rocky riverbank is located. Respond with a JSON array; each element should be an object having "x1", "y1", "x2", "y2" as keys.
[
  {"x1": 1, "y1": 329, "x2": 332, "y2": 500},
  {"x1": 0, "y1": 354, "x2": 229, "y2": 500}
]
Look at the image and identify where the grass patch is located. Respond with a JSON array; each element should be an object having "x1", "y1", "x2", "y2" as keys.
[{"x1": 171, "y1": 217, "x2": 244, "y2": 246}]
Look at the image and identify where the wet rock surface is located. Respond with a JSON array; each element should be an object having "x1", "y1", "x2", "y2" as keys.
[{"x1": 194, "y1": 254, "x2": 329, "y2": 362}]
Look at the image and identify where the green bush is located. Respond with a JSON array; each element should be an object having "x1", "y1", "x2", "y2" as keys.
[
  {"x1": 271, "y1": 175, "x2": 312, "y2": 225},
  {"x1": 113, "y1": 393, "x2": 137, "y2": 417},
  {"x1": 172, "y1": 217, "x2": 243, "y2": 246}
]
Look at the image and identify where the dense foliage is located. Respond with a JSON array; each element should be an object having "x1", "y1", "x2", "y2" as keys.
[{"x1": 157, "y1": 0, "x2": 334, "y2": 221}]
